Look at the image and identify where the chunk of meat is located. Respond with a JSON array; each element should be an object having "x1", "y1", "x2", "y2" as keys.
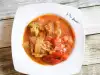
[
  {"x1": 38, "y1": 17, "x2": 47, "y2": 31},
  {"x1": 30, "y1": 42, "x2": 34, "y2": 53},
  {"x1": 39, "y1": 24, "x2": 45, "y2": 31},
  {"x1": 54, "y1": 21, "x2": 61, "y2": 37},
  {"x1": 33, "y1": 37, "x2": 53, "y2": 57},
  {"x1": 45, "y1": 36, "x2": 53, "y2": 41},
  {"x1": 38, "y1": 17, "x2": 46, "y2": 25},
  {"x1": 52, "y1": 37, "x2": 67, "y2": 53},
  {"x1": 39, "y1": 31, "x2": 46, "y2": 38},
  {"x1": 54, "y1": 44, "x2": 65, "y2": 51},
  {"x1": 41, "y1": 41, "x2": 53, "y2": 51},
  {"x1": 63, "y1": 36, "x2": 69, "y2": 42},
  {"x1": 52, "y1": 37, "x2": 62, "y2": 46},
  {"x1": 29, "y1": 36, "x2": 36, "y2": 53},
  {"x1": 29, "y1": 36, "x2": 36, "y2": 45},
  {"x1": 62, "y1": 35, "x2": 69, "y2": 43},
  {"x1": 45, "y1": 22, "x2": 54, "y2": 35},
  {"x1": 68, "y1": 36, "x2": 73, "y2": 45}
]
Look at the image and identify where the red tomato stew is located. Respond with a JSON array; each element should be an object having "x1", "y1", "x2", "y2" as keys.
[{"x1": 23, "y1": 14, "x2": 75, "y2": 65}]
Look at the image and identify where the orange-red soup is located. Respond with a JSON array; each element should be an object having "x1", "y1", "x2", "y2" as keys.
[{"x1": 23, "y1": 14, "x2": 75, "y2": 65}]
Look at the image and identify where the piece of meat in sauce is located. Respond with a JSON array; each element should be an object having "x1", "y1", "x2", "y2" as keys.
[
  {"x1": 32, "y1": 36, "x2": 53, "y2": 57},
  {"x1": 29, "y1": 36, "x2": 36, "y2": 53},
  {"x1": 45, "y1": 21, "x2": 54, "y2": 36},
  {"x1": 38, "y1": 17, "x2": 47, "y2": 31},
  {"x1": 54, "y1": 21, "x2": 61, "y2": 37}
]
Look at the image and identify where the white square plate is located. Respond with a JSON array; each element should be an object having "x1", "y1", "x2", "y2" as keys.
[{"x1": 11, "y1": 3, "x2": 84, "y2": 75}]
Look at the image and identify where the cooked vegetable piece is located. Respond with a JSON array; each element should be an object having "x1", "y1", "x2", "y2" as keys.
[
  {"x1": 34, "y1": 37, "x2": 44, "y2": 57},
  {"x1": 32, "y1": 53, "x2": 46, "y2": 57},
  {"x1": 30, "y1": 22, "x2": 39, "y2": 36},
  {"x1": 23, "y1": 41, "x2": 29, "y2": 49}
]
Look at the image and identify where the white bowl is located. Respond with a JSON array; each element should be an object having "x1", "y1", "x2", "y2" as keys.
[{"x1": 11, "y1": 3, "x2": 84, "y2": 75}]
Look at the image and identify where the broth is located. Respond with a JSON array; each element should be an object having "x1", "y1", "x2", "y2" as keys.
[{"x1": 23, "y1": 14, "x2": 75, "y2": 65}]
